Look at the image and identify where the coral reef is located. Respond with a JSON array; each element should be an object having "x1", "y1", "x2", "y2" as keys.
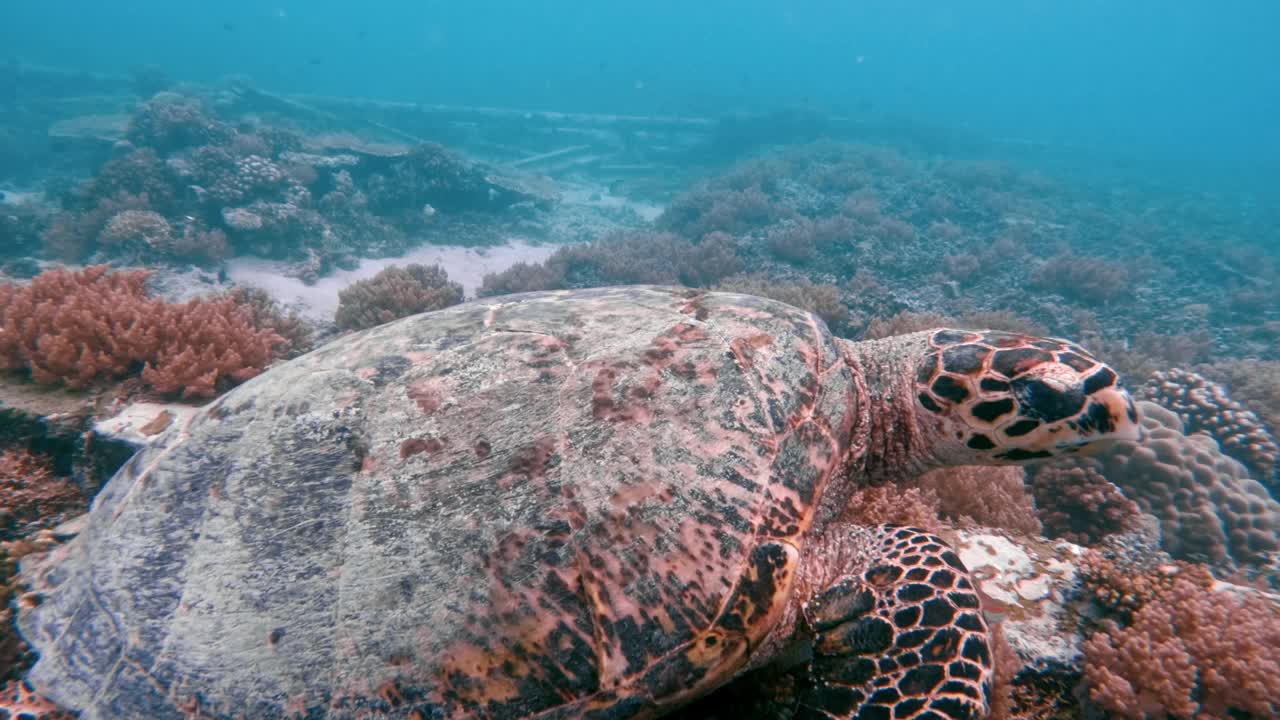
[
  {"x1": 80, "y1": 148, "x2": 178, "y2": 214},
  {"x1": 364, "y1": 143, "x2": 519, "y2": 217},
  {"x1": 0, "y1": 265, "x2": 285, "y2": 397},
  {"x1": 1200, "y1": 359, "x2": 1280, "y2": 433},
  {"x1": 0, "y1": 450, "x2": 84, "y2": 543},
  {"x1": 1079, "y1": 553, "x2": 1280, "y2": 718},
  {"x1": 1026, "y1": 462, "x2": 1140, "y2": 546},
  {"x1": 1144, "y1": 368, "x2": 1279, "y2": 488},
  {"x1": 657, "y1": 183, "x2": 788, "y2": 239},
  {"x1": 97, "y1": 208, "x2": 173, "y2": 259},
  {"x1": 1031, "y1": 251, "x2": 1131, "y2": 304},
  {"x1": 839, "y1": 483, "x2": 942, "y2": 533},
  {"x1": 40, "y1": 191, "x2": 152, "y2": 262},
  {"x1": 862, "y1": 310, "x2": 951, "y2": 341},
  {"x1": 1045, "y1": 401, "x2": 1278, "y2": 566},
  {"x1": 223, "y1": 287, "x2": 313, "y2": 359},
  {"x1": 906, "y1": 466, "x2": 1042, "y2": 536},
  {"x1": 25, "y1": 91, "x2": 541, "y2": 281},
  {"x1": 478, "y1": 230, "x2": 743, "y2": 299},
  {"x1": 334, "y1": 264, "x2": 464, "y2": 331},
  {"x1": 839, "y1": 466, "x2": 1041, "y2": 538},
  {"x1": 713, "y1": 273, "x2": 849, "y2": 333},
  {"x1": 124, "y1": 93, "x2": 233, "y2": 153},
  {"x1": 478, "y1": 260, "x2": 567, "y2": 298}
]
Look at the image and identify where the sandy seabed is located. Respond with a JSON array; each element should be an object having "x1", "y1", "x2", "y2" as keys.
[{"x1": 226, "y1": 239, "x2": 557, "y2": 321}]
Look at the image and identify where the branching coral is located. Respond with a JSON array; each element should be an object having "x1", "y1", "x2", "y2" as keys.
[
  {"x1": 81, "y1": 148, "x2": 178, "y2": 214},
  {"x1": 0, "y1": 450, "x2": 84, "y2": 542},
  {"x1": 138, "y1": 295, "x2": 288, "y2": 398},
  {"x1": 168, "y1": 225, "x2": 231, "y2": 265},
  {"x1": 764, "y1": 216, "x2": 854, "y2": 263},
  {"x1": 334, "y1": 264, "x2": 464, "y2": 331},
  {"x1": 1026, "y1": 462, "x2": 1140, "y2": 546},
  {"x1": 862, "y1": 311, "x2": 951, "y2": 341},
  {"x1": 861, "y1": 310, "x2": 1045, "y2": 342},
  {"x1": 0, "y1": 265, "x2": 285, "y2": 397},
  {"x1": 224, "y1": 287, "x2": 313, "y2": 359},
  {"x1": 1144, "y1": 368, "x2": 1278, "y2": 488},
  {"x1": 906, "y1": 465, "x2": 1042, "y2": 536},
  {"x1": 839, "y1": 483, "x2": 942, "y2": 532},
  {"x1": 1200, "y1": 358, "x2": 1280, "y2": 434},
  {"x1": 1079, "y1": 553, "x2": 1280, "y2": 719},
  {"x1": 840, "y1": 466, "x2": 1040, "y2": 537}
]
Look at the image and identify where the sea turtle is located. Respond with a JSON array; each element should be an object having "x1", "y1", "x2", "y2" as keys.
[{"x1": 8, "y1": 286, "x2": 1139, "y2": 720}]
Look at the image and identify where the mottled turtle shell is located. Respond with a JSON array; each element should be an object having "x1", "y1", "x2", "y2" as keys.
[{"x1": 21, "y1": 286, "x2": 860, "y2": 719}]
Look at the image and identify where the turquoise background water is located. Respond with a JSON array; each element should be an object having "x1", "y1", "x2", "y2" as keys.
[{"x1": 5, "y1": 1, "x2": 1278, "y2": 194}]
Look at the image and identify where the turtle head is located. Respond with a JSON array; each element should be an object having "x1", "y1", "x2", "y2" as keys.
[{"x1": 912, "y1": 329, "x2": 1141, "y2": 465}]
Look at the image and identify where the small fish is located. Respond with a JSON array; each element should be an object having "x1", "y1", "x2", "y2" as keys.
[
  {"x1": 222, "y1": 22, "x2": 236, "y2": 32},
  {"x1": 308, "y1": 57, "x2": 324, "y2": 66}
]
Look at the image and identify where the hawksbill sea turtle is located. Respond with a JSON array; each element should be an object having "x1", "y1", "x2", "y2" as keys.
[{"x1": 6, "y1": 286, "x2": 1139, "y2": 720}]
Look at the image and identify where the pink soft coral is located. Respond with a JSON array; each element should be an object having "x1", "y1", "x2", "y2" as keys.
[
  {"x1": 1081, "y1": 557, "x2": 1280, "y2": 719},
  {"x1": 0, "y1": 265, "x2": 284, "y2": 397}
]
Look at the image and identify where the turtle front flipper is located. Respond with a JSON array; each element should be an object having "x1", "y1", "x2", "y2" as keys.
[{"x1": 798, "y1": 524, "x2": 992, "y2": 720}]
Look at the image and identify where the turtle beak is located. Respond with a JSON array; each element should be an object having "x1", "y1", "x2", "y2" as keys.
[{"x1": 1084, "y1": 386, "x2": 1143, "y2": 450}]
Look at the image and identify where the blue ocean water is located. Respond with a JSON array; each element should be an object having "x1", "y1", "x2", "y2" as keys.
[{"x1": 4, "y1": 1, "x2": 1278, "y2": 195}]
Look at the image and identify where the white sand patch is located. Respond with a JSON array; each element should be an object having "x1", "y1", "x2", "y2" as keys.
[
  {"x1": 0, "y1": 189, "x2": 44, "y2": 205},
  {"x1": 226, "y1": 239, "x2": 557, "y2": 322}
]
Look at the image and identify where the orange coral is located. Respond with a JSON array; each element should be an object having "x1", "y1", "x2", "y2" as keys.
[
  {"x1": 139, "y1": 295, "x2": 287, "y2": 397},
  {"x1": 841, "y1": 466, "x2": 1041, "y2": 537},
  {"x1": 0, "y1": 450, "x2": 83, "y2": 542},
  {"x1": 0, "y1": 265, "x2": 285, "y2": 397},
  {"x1": 840, "y1": 483, "x2": 941, "y2": 532},
  {"x1": 0, "y1": 449, "x2": 85, "y2": 682},
  {"x1": 1080, "y1": 553, "x2": 1280, "y2": 718}
]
